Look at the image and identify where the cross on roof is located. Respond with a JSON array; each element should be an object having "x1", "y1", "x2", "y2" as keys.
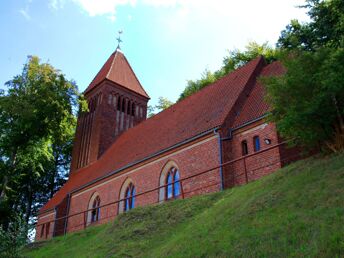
[{"x1": 116, "y1": 30, "x2": 123, "y2": 50}]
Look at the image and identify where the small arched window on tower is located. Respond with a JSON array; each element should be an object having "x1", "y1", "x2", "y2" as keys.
[
  {"x1": 117, "y1": 96, "x2": 121, "y2": 111},
  {"x1": 124, "y1": 183, "x2": 135, "y2": 212},
  {"x1": 112, "y1": 95, "x2": 117, "y2": 108},
  {"x1": 127, "y1": 100, "x2": 131, "y2": 115},
  {"x1": 242, "y1": 140, "x2": 248, "y2": 156},
  {"x1": 131, "y1": 103, "x2": 135, "y2": 116},
  {"x1": 91, "y1": 196, "x2": 101, "y2": 223},
  {"x1": 165, "y1": 167, "x2": 181, "y2": 200},
  {"x1": 253, "y1": 136, "x2": 260, "y2": 152},
  {"x1": 121, "y1": 99, "x2": 126, "y2": 113}
]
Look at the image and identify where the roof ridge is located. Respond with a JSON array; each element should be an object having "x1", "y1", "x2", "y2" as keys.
[
  {"x1": 218, "y1": 56, "x2": 266, "y2": 127},
  {"x1": 85, "y1": 52, "x2": 114, "y2": 94},
  {"x1": 105, "y1": 50, "x2": 118, "y2": 79}
]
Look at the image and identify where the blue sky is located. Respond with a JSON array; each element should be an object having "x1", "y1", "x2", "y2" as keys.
[{"x1": 0, "y1": 0, "x2": 309, "y2": 106}]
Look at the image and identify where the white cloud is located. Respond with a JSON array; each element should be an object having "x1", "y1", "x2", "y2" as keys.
[
  {"x1": 71, "y1": 0, "x2": 136, "y2": 16},
  {"x1": 46, "y1": 0, "x2": 309, "y2": 43},
  {"x1": 142, "y1": 0, "x2": 182, "y2": 8},
  {"x1": 49, "y1": 0, "x2": 66, "y2": 10},
  {"x1": 108, "y1": 14, "x2": 116, "y2": 22},
  {"x1": 19, "y1": 8, "x2": 31, "y2": 21}
]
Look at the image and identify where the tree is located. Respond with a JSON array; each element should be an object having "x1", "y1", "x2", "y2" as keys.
[
  {"x1": 0, "y1": 56, "x2": 86, "y2": 232},
  {"x1": 277, "y1": 0, "x2": 344, "y2": 50},
  {"x1": 0, "y1": 216, "x2": 27, "y2": 258},
  {"x1": 264, "y1": 0, "x2": 344, "y2": 152},
  {"x1": 263, "y1": 49, "x2": 344, "y2": 152},
  {"x1": 178, "y1": 41, "x2": 277, "y2": 101},
  {"x1": 148, "y1": 97, "x2": 174, "y2": 117}
]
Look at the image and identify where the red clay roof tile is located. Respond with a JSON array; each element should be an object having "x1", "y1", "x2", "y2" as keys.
[
  {"x1": 232, "y1": 61, "x2": 285, "y2": 128},
  {"x1": 85, "y1": 50, "x2": 149, "y2": 98}
]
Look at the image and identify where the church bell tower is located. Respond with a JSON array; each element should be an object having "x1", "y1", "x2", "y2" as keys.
[{"x1": 70, "y1": 47, "x2": 150, "y2": 172}]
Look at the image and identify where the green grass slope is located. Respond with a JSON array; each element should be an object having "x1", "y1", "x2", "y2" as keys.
[{"x1": 23, "y1": 154, "x2": 344, "y2": 258}]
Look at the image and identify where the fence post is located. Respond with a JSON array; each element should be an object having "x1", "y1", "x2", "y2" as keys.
[
  {"x1": 180, "y1": 180, "x2": 185, "y2": 199},
  {"x1": 83, "y1": 211, "x2": 87, "y2": 229}
]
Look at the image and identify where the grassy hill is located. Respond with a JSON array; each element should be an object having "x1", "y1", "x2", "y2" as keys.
[{"x1": 23, "y1": 153, "x2": 344, "y2": 258}]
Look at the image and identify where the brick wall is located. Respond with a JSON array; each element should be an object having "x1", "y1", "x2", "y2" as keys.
[
  {"x1": 35, "y1": 211, "x2": 55, "y2": 241},
  {"x1": 222, "y1": 121, "x2": 282, "y2": 188},
  {"x1": 66, "y1": 135, "x2": 220, "y2": 233},
  {"x1": 71, "y1": 81, "x2": 148, "y2": 173}
]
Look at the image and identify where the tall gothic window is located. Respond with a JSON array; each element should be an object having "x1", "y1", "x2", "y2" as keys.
[
  {"x1": 165, "y1": 167, "x2": 181, "y2": 200},
  {"x1": 124, "y1": 183, "x2": 135, "y2": 211},
  {"x1": 91, "y1": 196, "x2": 101, "y2": 223}
]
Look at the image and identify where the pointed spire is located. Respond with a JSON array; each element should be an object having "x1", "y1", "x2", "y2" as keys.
[{"x1": 85, "y1": 49, "x2": 149, "y2": 99}]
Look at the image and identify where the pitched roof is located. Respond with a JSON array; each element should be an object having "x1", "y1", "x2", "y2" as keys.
[
  {"x1": 232, "y1": 61, "x2": 285, "y2": 128},
  {"x1": 40, "y1": 56, "x2": 284, "y2": 214},
  {"x1": 84, "y1": 50, "x2": 149, "y2": 98}
]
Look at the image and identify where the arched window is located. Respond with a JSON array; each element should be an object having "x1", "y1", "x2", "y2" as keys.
[
  {"x1": 242, "y1": 140, "x2": 248, "y2": 156},
  {"x1": 165, "y1": 167, "x2": 181, "y2": 200},
  {"x1": 40, "y1": 224, "x2": 45, "y2": 238},
  {"x1": 127, "y1": 100, "x2": 131, "y2": 115},
  {"x1": 112, "y1": 95, "x2": 117, "y2": 108},
  {"x1": 91, "y1": 196, "x2": 101, "y2": 223},
  {"x1": 45, "y1": 222, "x2": 50, "y2": 237},
  {"x1": 124, "y1": 183, "x2": 135, "y2": 212},
  {"x1": 253, "y1": 136, "x2": 260, "y2": 152},
  {"x1": 119, "y1": 178, "x2": 136, "y2": 213},
  {"x1": 87, "y1": 192, "x2": 101, "y2": 225},
  {"x1": 121, "y1": 99, "x2": 126, "y2": 112},
  {"x1": 131, "y1": 103, "x2": 135, "y2": 116},
  {"x1": 117, "y1": 96, "x2": 121, "y2": 110}
]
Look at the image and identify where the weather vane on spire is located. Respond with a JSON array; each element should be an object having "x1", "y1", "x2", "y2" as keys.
[{"x1": 116, "y1": 30, "x2": 123, "y2": 50}]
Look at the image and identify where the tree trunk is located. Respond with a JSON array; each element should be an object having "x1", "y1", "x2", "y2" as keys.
[
  {"x1": 0, "y1": 149, "x2": 17, "y2": 203},
  {"x1": 332, "y1": 95, "x2": 344, "y2": 132},
  {"x1": 0, "y1": 175, "x2": 9, "y2": 201},
  {"x1": 25, "y1": 184, "x2": 33, "y2": 225}
]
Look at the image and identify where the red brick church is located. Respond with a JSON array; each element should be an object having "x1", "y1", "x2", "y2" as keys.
[{"x1": 35, "y1": 47, "x2": 295, "y2": 240}]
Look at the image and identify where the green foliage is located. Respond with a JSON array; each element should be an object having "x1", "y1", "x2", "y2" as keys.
[
  {"x1": 265, "y1": 0, "x2": 344, "y2": 152},
  {"x1": 0, "y1": 216, "x2": 27, "y2": 258},
  {"x1": 23, "y1": 153, "x2": 344, "y2": 257},
  {"x1": 0, "y1": 56, "x2": 85, "y2": 236},
  {"x1": 222, "y1": 41, "x2": 278, "y2": 74},
  {"x1": 263, "y1": 49, "x2": 344, "y2": 151},
  {"x1": 178, "y1": 41, "x2": 277, "y2": 101},
  {"x1": 278, "y1": 0, "x2": 344, "y2": 50},
  {"x1": 178, "y1": 69, "x2": 217, "y2": 101},
  {"x1": 148, "y1": 96, "x2": 174, "y2": 117}
]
